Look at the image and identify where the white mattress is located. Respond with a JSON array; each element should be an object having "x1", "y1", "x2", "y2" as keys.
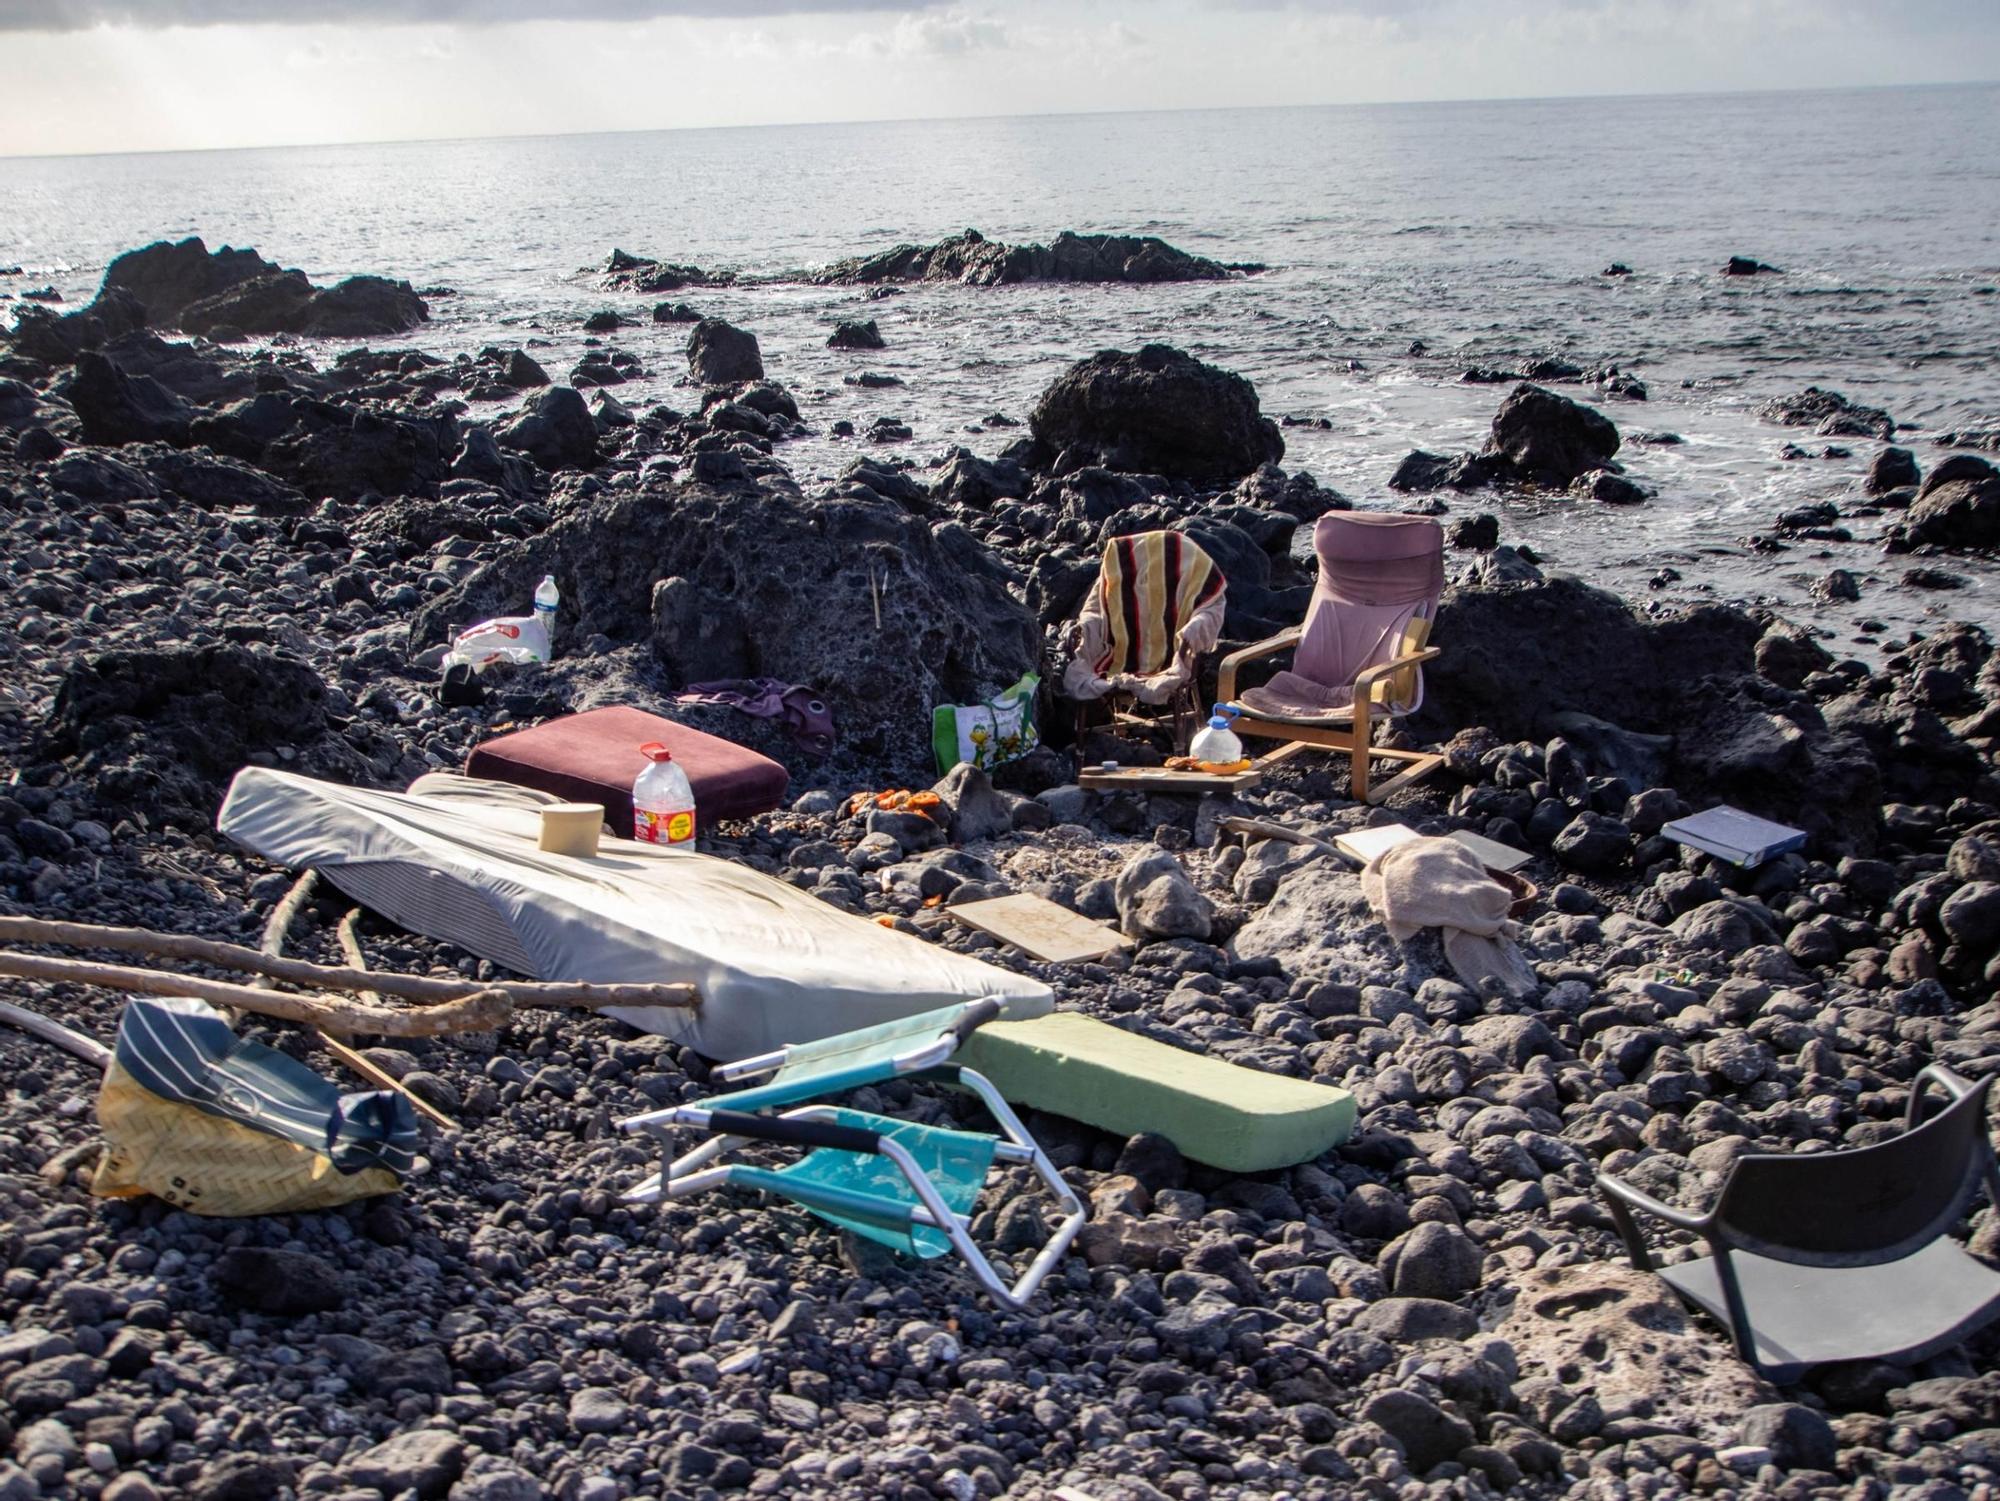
[{"x1": 218, "y1": 768, "x2": 1052, "y2": 1062}]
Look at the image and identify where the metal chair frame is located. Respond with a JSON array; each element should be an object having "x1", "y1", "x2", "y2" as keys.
[
  {"x1": 619, "y1": 1006, "x2": 1085, "y2": 1310},
  {"x1": 1600, "y1": 1064, "x2": 2000, "y2": 1377}
]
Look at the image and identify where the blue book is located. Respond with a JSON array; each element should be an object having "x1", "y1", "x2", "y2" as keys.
[{"x1": 1662, "y1": 805, "x2": 1807, "y2": 867}]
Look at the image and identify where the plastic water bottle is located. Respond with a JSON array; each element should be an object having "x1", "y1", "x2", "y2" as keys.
[
  {"x1": 632, "y1": 742, "x2": 696, "y2": 845},
  {"x1": 533, "y1": 575, "x2": 560, "y2": 645},
  {"x1": 1189, "y1": 714, "x2": 1244, "y2": 764}
]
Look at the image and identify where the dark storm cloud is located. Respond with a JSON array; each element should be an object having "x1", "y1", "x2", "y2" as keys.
[{"x1": 0, "y1": 0, "x2": 947, "y2": 28}]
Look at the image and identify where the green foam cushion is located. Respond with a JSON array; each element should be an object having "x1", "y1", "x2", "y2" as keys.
[{"x1": 956, "y1": 1012, "x2": 1355, "y2": 1173}]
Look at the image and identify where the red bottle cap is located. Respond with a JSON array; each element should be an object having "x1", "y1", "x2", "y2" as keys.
[{"x1": 639, "y1": 742, "x2": 673, "y2": 763}]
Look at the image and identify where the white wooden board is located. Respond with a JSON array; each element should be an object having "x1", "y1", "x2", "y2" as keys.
[
  {"x1": 948, "y1": 894, "x2": 1132, "y2": 964},
  {"x1": 1333, "y1": 823, "x2": 1533, "y2": 874}
]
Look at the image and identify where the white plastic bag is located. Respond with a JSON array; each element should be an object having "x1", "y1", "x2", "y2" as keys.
[{"x1": 446, "y1": 614, "x2": 550, "y2": 671}]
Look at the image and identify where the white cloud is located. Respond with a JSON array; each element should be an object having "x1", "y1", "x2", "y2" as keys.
[{"x1": 864, "y1": 7, "x2": 1008, "y2": 56}]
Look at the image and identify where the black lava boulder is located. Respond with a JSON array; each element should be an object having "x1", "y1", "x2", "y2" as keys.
[
  {"x1": 686, "y1": 319, "x2": 765, "y2": 384},
  {"x1": 496, "y1": 385, "x2": 598, "y2": 472},
  {"x1": 65, "y1": 351, "x2": 193, "y2": 447},
  {"x1": 1028, "y1": 342, "x2": 1283, "y2": 483},
  {"x1": 827, "y1": 319, "x2": 885, "y2": 350},
  {"x1": 1481, "y1": 382, "x2": 1621, "y2": 487},
  {"x1": 1895, "y1": 454, "x2": 2000, "y2": 550}
]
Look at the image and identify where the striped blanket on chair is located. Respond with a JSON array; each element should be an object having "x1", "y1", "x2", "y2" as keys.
[{"x1": 1063, "y1": 530, "x2": 1227, "y2": 705}]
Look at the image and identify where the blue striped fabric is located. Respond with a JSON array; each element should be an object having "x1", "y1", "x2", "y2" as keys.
[{"x1": 115, "y1": 996, "x2": 420, "y2": 1177}]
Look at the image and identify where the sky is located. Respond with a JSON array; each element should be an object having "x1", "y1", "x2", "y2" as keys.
[{"x1": 1, "y1": 0, "x2": 1998, "y2": 158}]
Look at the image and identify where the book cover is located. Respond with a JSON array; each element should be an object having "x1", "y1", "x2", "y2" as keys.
[{"x1": 1662, "y1": 805, "x2": 1806, "y2": 865}]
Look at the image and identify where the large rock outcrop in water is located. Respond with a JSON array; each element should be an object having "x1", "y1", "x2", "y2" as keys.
[
  {"x1": 1391, "y1": 383, "x2": 1620, "y2": 494},
  {"x1": 1027, "y1": 343, "x2": 1283, "y2": 483},
  {"x1": 91, "y1": 237, "x2": 428, "y2": 339},
  {"x1": 1889, "y1": 454, "x2": 2000, "y2": 551},
  {"x1": 812, "y1": 228, "x2": 1241, "y2": 287},
  {"x1": 592, "y1": 249, "x2": 731, "y2": 293},
  {"x1": 412, "y1": 480, "x2": 1036, "y2": 771},
  {"x1": 1482, "y1": 382, "x2": 1621, "y2": 487}
]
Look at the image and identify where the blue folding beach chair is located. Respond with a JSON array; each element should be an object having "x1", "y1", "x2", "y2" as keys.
[{"x1": 618, "y1": 999, "x2": 1085, "y2": 1309}]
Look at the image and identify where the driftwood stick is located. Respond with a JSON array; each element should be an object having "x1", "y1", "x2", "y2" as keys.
[
  {"x1": 1217, "y1": 815, "x2": 1343, "y2": 858},
  {"x1": 0, "y1": 998, "x2": 112, "y2": 1069},
  {"x1": 317, "y1": 1032, "x2": 459, "y2": 1131},
  {"x1": 0, "y1": 916, "x2": 698, "y2": 1011},
  {"x1": 0, "y1": 952, "x2": 513, "y2": 1038},
  {"x1": 262, "y1": 870, "x2": 319, "y2": 958},
  {"x1": 265, "y1": 889, "x2": 459, "y2": 1130},
  {"x1": 336, "y1": 909, "x2": 380, "y2": 1009},
  {"x1": 40, "y1": 1138, "x2": 105, "y2": 1189}
]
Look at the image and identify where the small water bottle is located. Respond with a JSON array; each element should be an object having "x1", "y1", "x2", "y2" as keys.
[
  {"x1": 533, "y1": 575, "x2": 559, "y2": 644},
  {"x1": 1189, "y1": 713, "x2": 1244, "y2": 764},
  {"x1": 632, "y1": 742, "x2": 696, "y2": 845}
]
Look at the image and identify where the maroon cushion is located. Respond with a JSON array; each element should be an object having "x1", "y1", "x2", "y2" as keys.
[{"x1": 465, "y1": 706, "x2": 788, "y2": 837}]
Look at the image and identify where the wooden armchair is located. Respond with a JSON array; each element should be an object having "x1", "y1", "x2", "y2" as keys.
[
  {"x1": 1218, "y1": 513, "x2": 1447, "y2": 805},
  {"x1": 1219, "y1": 631, "x2": 1442, "y2": 803}
]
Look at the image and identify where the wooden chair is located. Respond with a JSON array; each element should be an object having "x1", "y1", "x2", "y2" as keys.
[
  {"x1": 1060, "y1": 530, "x2": 1227, "y2": 752},
  {"x1": 1600, "y1": 1065, "x2": 2000, "y2": 1382},
  {"x1": 1218, "y1": 512, "x2": 1445, "y2": 804}
]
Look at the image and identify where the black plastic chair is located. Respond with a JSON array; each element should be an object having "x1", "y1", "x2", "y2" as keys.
[{"x1": 1599, "y1": 1065, "x2": 2000, "y2": 1382}]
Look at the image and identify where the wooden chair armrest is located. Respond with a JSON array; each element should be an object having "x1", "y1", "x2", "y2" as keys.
[
  {"x1": 1351, "y1": 645, "x2": 1441, "y2": 694},
  {"x1": 1217, "y1": 628, "x2": 1303, "y2": 702}
]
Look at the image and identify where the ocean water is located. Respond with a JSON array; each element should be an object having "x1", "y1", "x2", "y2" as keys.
[{"x1": 4, "y1": 83, "x2": 1999, "y2": 646}]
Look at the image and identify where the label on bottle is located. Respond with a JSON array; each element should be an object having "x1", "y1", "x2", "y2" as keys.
[{"x1": 635, "y1": 807, "x2": 696, "y2": 845}]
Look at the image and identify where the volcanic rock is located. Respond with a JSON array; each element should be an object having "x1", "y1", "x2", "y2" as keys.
[
  {"x1": 210, "y1": 1247, "x2": 347, "y2": 1315},
  {"x1": 686, "y1": 319, "x2": 764, "y2": 385},
  {"x1": 6, "y1": 287, "x2": 148, "y2": 365},
  {"x1": 42, "y1": 646, "x2": 365, "y2": 829},
  {"x1": 595, "y1": 249, "x2": 723, "y2": 293},
  {"x1": 1498, "y1": 1263, "x2": 1772, "y2": 1438},
  {"x1": 1895, "y1": 454, "x2": 2000, "y2": 550},
  {"x1": 1482, "y1": 383, "x2": 1621, "y2": 487},
  {"x1": 65, "y1": 351, "x2": 193, "y2": 447},
  {"x1": 414, "y1": 480, "x2": 1034, "y2": 772},
  {"x1": 97, "y1": 237, "x2": 281, "y2": 324},
  {"x1": 94, "y1": 236, "x2": 428, "y2": 338},
  {"x1": 495, "y1": 386, "x2": 598, "y2": 472},
  {"x1": 1865, "y1": 445, "x2": 1921, "y2": 495},
  {"x1": 1759, "y1": 386, "x2": 1895, "y2": 441},
  {"x1": 813, "y1": 228, "x2": 1237, "y2": 287},
  {"x1": 827, "y1": 319, "x2": 884, "y2": 350},
  {"x1": 1111, "y1": 848, "x2": 1214, "y2": 942},
  {"x1": 1028, "y1": 343, "x2": 1283, "y2": 483}
]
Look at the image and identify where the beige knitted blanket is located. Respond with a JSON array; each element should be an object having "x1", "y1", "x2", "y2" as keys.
[{"x1": 1360, "y1": 835, "x2": 1536, "y2": 999}]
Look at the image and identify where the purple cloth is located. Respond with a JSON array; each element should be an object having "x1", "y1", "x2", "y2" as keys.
[
  {"x1": 1292, "y1": 513, "x2": 1444, "y2": 701},
  {"x1": 677, "y1": 678, "x2": 837, "y2": 758}
]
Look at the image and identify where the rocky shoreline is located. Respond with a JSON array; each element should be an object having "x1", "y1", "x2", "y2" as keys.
[{"x1": 2, "y1": 240, "x2": 2000, "y2": 1501}]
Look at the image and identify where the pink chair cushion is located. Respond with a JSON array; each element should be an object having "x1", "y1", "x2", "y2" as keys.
[{"x1": 1289, "y1": 513, "x2": 1444, "y2": 711}]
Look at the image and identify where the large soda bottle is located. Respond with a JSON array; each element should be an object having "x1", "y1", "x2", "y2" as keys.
[{"x1": 632, "y1": 742, "x2": 696, "y2": 845}]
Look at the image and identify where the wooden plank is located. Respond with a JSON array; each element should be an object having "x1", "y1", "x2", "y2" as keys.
[
  {"x1": 1077, "y1": 766, "x2": 1261, "y2": 795},
  {"x1": 948, "y1": 894, "x2": 1131, "y2": 964}
]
